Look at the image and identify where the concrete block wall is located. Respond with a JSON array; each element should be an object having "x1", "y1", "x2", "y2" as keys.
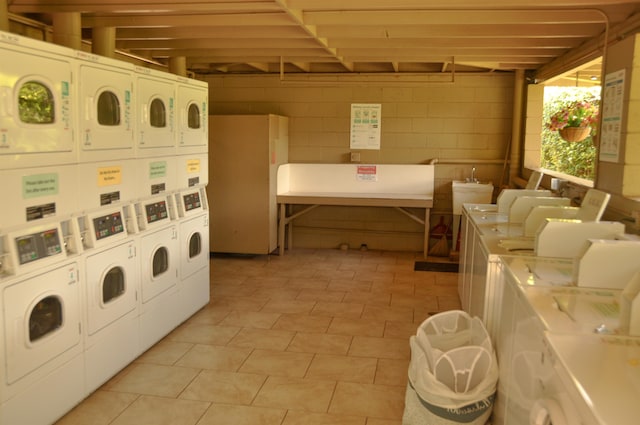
[{"x1": 203, "y1": 73, "x2": 514, "y2": 252}]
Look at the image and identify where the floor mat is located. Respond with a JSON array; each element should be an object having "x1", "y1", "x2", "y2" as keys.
[{"x1": 414, "y1": 261, "x2": 459, "y2": 273}]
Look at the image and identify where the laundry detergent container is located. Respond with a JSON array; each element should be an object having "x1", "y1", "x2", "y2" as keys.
[{"x1": 403, "y1": 310, "x2": 498, "y2": 425}]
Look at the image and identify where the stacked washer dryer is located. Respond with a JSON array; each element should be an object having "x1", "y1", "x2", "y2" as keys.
[
  {"x1": 73, "y1": 51, "x2": 142, "y2": 394},
  {"x1": 134, "y1": 66, "x2": 183, "y2": 352},
  {"x1": 0, "y1": 32, "x2": 85, "y2": 424},
  {"x1": 174, "y1": 76, "x2": 210, "y2": 323}
]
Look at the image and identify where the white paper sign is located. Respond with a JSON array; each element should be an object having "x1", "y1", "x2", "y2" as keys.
[
  {"x1": 350, "y1": 103, "x2": 381, "y2": 150},
  {"x1": 599, "y1": 69, "x2": 625, "y2": 163}
]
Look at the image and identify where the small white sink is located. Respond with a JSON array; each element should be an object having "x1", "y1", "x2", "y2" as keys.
[{"x1": 452, "y1": 180, "x2": 493, "y2": 215}]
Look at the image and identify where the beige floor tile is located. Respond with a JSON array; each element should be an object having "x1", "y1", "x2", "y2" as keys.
[
  {"x1": 183, "y1": 307, "x2": 230, "y2": 325},
  {"x1": 136, "y1": 340, "x2": 194, "y2": 366},
  {"x1": 166, "y1": 323, "x2": 241, "y2": 345},
  {"x1": 348, "y1": 336, "x2": 410, "y2": 360},
  {"x1": 284, "y1": 277, "x2": 331, "y2": 290},
  {"x1": 252, "y1": 287, "x2": 302, "y2": 301},
  {"x1": 328, "y1": 317, "x2": 385, "y2": 338},
  {"x1": 252, "y1": 376, "x2": 336, "y2": 413},
  {"x1": 287, "y1": 332, "x2": 352, "y2": 355},
  {"x1": 296, "y1": 288, "x2": 347, "y2": 303},
  {"x1": 374, "y1": 359, "x2": 410, "y2": 387},
  {"x1": 342, "y1": 291, "x2": 391, "y2": 306},
  {"x1": 197, "y1": 403, "x2": 287, "y2": 425},
  {"x1": 110, "y1": 395, "x2": 209, "y2": 425},
  {"x1": 438, "y1": 295, "x2": 463, "y2": 311},
  {"x1": 175, "y1": 344, "x2": 253, "y2": 371},
  {"x1": 328, "y1": 382, "x2": 405, "y2": 420},
  {"x1": 104, "y1": 363, "x2": 199, "y2": 397},
  {"x1": 218, "y1": 310, "x2": 281, "y2": 329},
  {"x1": 272, "y1": 313, "x2": 332, "y2": 333},
  {"x1": 310, "y1": 301, "x2": 364, "y2": 319},
  {"x1": 384, "y1": 321, "x2": 418, "y2": 339},
  {"x1": 306, "y1": 354, "x2": 377, "y2": 384},
  {"x1": 54, "y1": 391, "x2": 138, "y2": 425},
  {"x1": 326, "y1": 279, "x2": 373, "y2": 293},
  {"x1": 361, "y1": 305, "x2": 414, "y2": 323},
  {"x1": 227, "y1": 328, "x2": 295, "y2": 351},
  {"x1": 365, "y1": 419, "x2": 403, "y2": 425},
  {"x1": 211, "y1": 296, "x2": 270, "y2": 312},
  {"x1": 239, "y1": 349, "x2": 314, "y2": 378},
  {"x1": 180, "y1": 370, "x2": 267, "y2": 404},
  {"x1": 352, "y1": 270, "x2": 395, "y2": 283},
  {"x1": 260, "y1": 299, "x2": 317, "y2": 314},
  {"x1": 281, "y1": 411, "x2": 366, "y2": 425},
  {"x1": 390, "y1": 293, "x2": 439, "y2": 310},
  {"x1": 370, "y1": 281, "x2": 415, "y2": 295}
]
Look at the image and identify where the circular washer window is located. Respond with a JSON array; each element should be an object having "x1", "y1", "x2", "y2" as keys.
[
  {"x1": 189, "y1": 232, "x2": 202, "y2": 259},
  {"x1": 150, "y1": 98, "x2": 166, "y2": 128},
  {"x1": 18, "y1": 81, "x2": 55, "y2": 124},
  {"x1": 29, "y1": 295, "x2": 63, "y2": 342},
  {"x1": 152, "y1": 246, "x2": 169, "y2": 277},
  {"x1": 97, "y1": 91, "x2": 121, "y2": 126},
  {"x1": 187, "y1": 103, "x2": 201, "y2": 129},
  {"x1": 103, "y1": 266, "x2": 125, "y2": 304}
]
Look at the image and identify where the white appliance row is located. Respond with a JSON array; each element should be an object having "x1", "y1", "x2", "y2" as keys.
[
  {"x1": 0, "y1": 29, "x2": 209, "y2": 229},
  {"x1": 0, "y1": 187, "x2": 210, "y2": 424}
]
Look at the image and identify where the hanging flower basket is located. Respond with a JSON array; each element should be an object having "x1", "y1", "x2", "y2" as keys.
[{"x1": 558, "y1": 126, "x2": 591, "y2": 142}]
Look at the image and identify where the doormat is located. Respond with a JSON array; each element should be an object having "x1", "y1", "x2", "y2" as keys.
[{"x1": 414, "y1": 261, "x2": 459, "y2": 273}]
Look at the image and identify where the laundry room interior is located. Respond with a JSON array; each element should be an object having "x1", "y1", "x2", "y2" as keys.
[{"x1": 1, "y1": 1, "x2": 640, "y2": 424}]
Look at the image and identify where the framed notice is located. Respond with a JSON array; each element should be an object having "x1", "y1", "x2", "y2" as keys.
[
  {"x1": 350, "y1": 103, "x2": 381, "y2": 150},
  {"x1": 599, "y1": 69, "x2": 625, "y2": 163}
]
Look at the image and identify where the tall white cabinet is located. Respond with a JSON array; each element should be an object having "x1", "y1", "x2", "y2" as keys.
[{"x1": 207, "y1": 114, "x2": 289, "y2": 254}]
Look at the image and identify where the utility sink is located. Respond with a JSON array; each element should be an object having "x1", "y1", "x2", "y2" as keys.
[{"x1": 452, "y1": 180, "x2": 494, "y2": 215}]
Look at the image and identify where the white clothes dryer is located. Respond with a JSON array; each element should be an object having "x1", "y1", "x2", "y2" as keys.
[
  {"x1": 175, "y1": 186, "x2": 210, "y2": 323},
  {"x1": 79, "y1": 205, "x2": 140, "y2": 393},
  {"x1": 136, "y1": 193, "x2": 180, "y2": 352},
  {"x1": 0, "y1": 31, "x2": 76, "y2": 170},
  {"x1": 76, "y1": 51, "x2": 135, "y2": 163},
  {"x1": 135, "y1": 67, "x2": 176, "y2": 159},
  {"x1": 0, "y1": 219, "x2": 85, "y2": 425},
  {"x1": 175, "y1": 76, "x2": 208, "y2": 156}
]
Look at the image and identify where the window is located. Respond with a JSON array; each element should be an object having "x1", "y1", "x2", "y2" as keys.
[
  {"x1": 187, "y1": 103, "x2": 201, "y2": 129},
  {"x1": 18, "y1": 81, "x2": 55, "y2": 124},
  {"x1": 103, "y1": 266, "x2": 125, "y2": 303},
  {"x1": 150, "y1": 98, "x2": 166, "y2": 128},
  {"x1": 29, "y1": 296, "x2": 62, "y2": 342},
  {"x1": 97, "y1": 91, "x2": 121, "y2": 126}
]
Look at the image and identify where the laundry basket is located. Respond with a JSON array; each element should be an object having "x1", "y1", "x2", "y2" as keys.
[{"x1": 403, "y1": 311, "x2": 498, "y2": 425}]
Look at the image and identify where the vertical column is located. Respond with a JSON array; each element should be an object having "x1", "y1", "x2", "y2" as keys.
[
  {"x1": 52, "y1": 12, "x2": 82, "y2": 50},
  {"x1": 0, "y1": 0, "x2": 9, "y2": 32},
  {"x1": 509, "y1": 69, "x2": 525, "y2": 185},
  {"x1": 92, "y1": 26, "x2": 116, "y2": 58},
  {"x1": 169, "y1": 56, "x2": 187, "y2": 77}
]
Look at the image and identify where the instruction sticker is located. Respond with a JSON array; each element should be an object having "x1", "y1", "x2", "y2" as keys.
[
  {"x1": 23, "y1": 173, "x2": 59, "y2": 198},
  {"x1": 149, "y1": 161, "x2": 167, "y2": 179},
  {"x1": 186, "y1": 159, "x2": 201, "y2": 173},
  {"x1": 98, "y1": 166, "x2": 122, "y2": 186},
  {"x1": 356, "y1": 165, "x2": 378, "y2": 182}
]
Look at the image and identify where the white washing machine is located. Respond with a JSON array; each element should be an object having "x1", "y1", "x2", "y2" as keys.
[
  {"x1": 544, "y1": 333, "x2": 640, "y2": 425},
  {"x1": 175, "y1": 186, "x2": 210, "y2": 323},
  {"x1": 76, "y1": 51, "x2": 135, "y2": 163},
  {"x1": 0, "y1": 217, "x2": 85, "y2": 425},
  {"x1": 135, "y1": 66, "x2": 176, "y2": 159},
  {"x1": 175, "y1": 76, "x2": 208, "y2": 156},
  {"x1": 136, "y1": 193, "x2": 180, "y2": 352},
  {"x1": 77, "y1": 205, "x2": 140, "y2": 393},
  {"x1": 0, "y1": 164, "x2": 78, "y2": 230},
  {"x1": 0, "y1": 31, "x2": 76, "y2": 171}
]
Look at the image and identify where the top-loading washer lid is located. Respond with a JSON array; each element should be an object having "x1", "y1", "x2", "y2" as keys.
[{"x1": 530, "y1": 398, "x2": 568, "y2": 425}]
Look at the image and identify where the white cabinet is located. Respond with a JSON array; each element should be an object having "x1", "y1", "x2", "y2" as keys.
[{"x1": 207, "y1": 114, "x2": 289, "y2": 254}]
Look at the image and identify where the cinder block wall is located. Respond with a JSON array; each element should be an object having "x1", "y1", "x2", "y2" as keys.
[{"x1": 202, "y1": 73, "x2": 514, "y2": 252}]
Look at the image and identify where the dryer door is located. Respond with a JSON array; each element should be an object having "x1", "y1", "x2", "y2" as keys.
[
  {"x1": 2, "y1": 262, "x2": 81, "y2": 384},
  {"x1": 140, "y1": 225, "x2": 179, "y2": 303},
  {"x1": 180, "y1": 214, "x2": 209, "y2": 279}
]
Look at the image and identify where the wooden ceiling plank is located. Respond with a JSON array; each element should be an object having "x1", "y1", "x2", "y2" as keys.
[
  {"x1": 9, "y1": 1, "x2": 282, "y2": 14},
  {"x1": 81, "y1": 12, "x2": 297, "y2": 28}
]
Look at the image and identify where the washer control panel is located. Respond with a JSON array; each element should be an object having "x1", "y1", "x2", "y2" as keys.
[
  {"x1": 145, "y1": 200, "x2": 169, "y2": 224},
  {"x1": 182, "y1": 192, "x2": 201, "y2": 212},
  {"x1": 15, "y1": 228, "x2": 62, "y2": 265},
  {"x1": 93, "y1": 211, "x2": 125, "y2": 240}
]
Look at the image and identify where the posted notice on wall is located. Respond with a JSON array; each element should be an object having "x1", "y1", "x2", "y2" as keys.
[
  {"x1": 350, "y1": 103, "x2": 381, "y2": 150},
  {"x1": 599, "y1": 69, "x2": 625, "y2": 163},
  {"x1": 356, "y1": 165, "x2": 378, "y2": 182}
]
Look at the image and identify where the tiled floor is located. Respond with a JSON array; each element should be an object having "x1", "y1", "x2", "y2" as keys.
[{"x1": 56, "y1": 248, "x2": 461, "y2": 425}]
